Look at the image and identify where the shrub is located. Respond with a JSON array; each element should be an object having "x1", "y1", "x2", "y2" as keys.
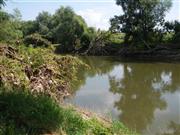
[{"x1": 24, "y1": 33, "x2": 51, "y2": 47}]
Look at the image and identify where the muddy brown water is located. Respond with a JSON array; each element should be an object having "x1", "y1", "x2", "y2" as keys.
[{"x1": 65, "y1": 56, "x2": 180, "y2": 135}]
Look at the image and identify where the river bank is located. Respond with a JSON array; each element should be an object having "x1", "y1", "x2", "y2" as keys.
[
  {"x1": 78, "y1": 43, "x2": 180, "y2": 61},
  {"x1": 116, "y1": 44, "x2": 180, "y2": 61},
  {"x1": 0, "y1": 43, "x2": 137, "y2": 135}
]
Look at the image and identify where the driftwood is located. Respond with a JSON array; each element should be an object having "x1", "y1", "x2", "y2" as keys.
[
  {"x1": 24, "y1": 65, "x2": 70, "y2": 101},
  {"x1": 0, "y1": 44, "x2": 23, "y2": 62},
  {"x1": 82, "y1": 32, "x2": 111, "y2": 55},
  {"x1": 0, "y1": 44, "x2": 70, "y2": 102}
]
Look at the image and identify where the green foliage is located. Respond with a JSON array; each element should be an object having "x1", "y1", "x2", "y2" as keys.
[
  {"x1": 162, "y1": 32, "x2": 174, "y2": 43},
  {"x1": 109, "y1": 33, "x2": 124, "y2": 44},
  {"x1": 84, "y1": 31, "x2": 113, "y2": 55},
  {"x1": 0, "y1": 91, "x2": 62, "y2": 134},
  {"x1": 111, "y1": 121, "x2": 135, "y2": 134},
  {"x1": 0, "y1": 10, "x2": 9, "y2": 22},
  {"x1": 79, "y1": 27, "x2": 97, "y2": 51},
  {"x1": 24, "y1": 33, "x2": 51, "y2": 47},
  {"x1": 35, "y1": 11, "x2": 53, "y2": 40},
  {"x1": 22, "y1": 6, "x2": 94, "y2": 53},
  {"x1": 165, "y1": 21, "x2": 180, "y2": 43},
  {"x1": 86, "y1": 118, "x2": 137, "y2": 135},
  {"x1": 21, "y1": 20, "x2": 38, "y2": 37},
  {"x1": 19, "y1": 45, "x2": 46, "y2": 68},
  {"x1": 0, "y1": 21, "x2": 23, "y2": 42},
  {"x1": 87, "y1": 118, "x2": 111, "y2": 134},
  {"x1": 110, "y1": 0, "x2": 172, "y2": 46},
  {"x1": 0, "y1": 9, "x2": 23, "y2": 43},
  {"x1": 21, "y1": 12, "x2": 53, "y2": 41},
  {"x1": 0, "y1": 56, "x2": 29, "y2": 89},
  {"x1": 60, "y1": 108, "x2": 88, "y2": 135},
  {"x1": 52, "y1": 7, "x2": 88, "y2": 52}
]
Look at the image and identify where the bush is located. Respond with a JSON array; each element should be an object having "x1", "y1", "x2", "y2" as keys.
[{"x1": 24, "y1": 33, "x2": 51, "y2": 47}]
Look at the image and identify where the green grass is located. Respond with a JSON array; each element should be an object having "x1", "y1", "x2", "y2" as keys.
[
  {"x1": 0, "y1": 88, "x2": 63, "y2": 134},
  {"x1": 0, "y1": 87, "x2": 138, "y2": 135},
  {"x1": 0, "y1": 88, "x2": 87, "y2": 135},
  {"x1": 86, "y1": 118, "x2": 137, "y2": 135}
]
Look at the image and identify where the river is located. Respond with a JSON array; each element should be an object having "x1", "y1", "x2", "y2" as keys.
[{"x1": 65, "y1": 56, "x2": 180, "y2": 135}]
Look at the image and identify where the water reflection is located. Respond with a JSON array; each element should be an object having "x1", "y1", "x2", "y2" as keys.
[
  {"x1": 66, "y1": 57, "x2": 180, "y2": 135},
  {"x1": 70, "y1": 56, "x2": 118, "y2": 92},
  {"x1": 109, "y1": 63, "x2": 180, "y2": 133},
  {"x1": 158, "y1": 122, "x2": 180, "y2": 135}
]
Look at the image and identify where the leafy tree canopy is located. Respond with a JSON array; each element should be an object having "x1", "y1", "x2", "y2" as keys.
[
  {"x1": 165, "y1": 20, "x2": 180, "y2": 43},
  {"x1": 52, "y1": 6, "x2": 88, "y2": 52},
  {"x1": 22, "y1": 7, "x2": 92, "y2": 52},
  {"x1": 110, "y1": 0, "x2": 172, "y2": 46},
  {"x1": 0, "y1": 8, "x2": 23, "y2": 42}
]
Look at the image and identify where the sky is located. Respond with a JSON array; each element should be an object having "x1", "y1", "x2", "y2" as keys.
[{"x1": 3, "y1": 0, "x2": 180, "y2": 30}]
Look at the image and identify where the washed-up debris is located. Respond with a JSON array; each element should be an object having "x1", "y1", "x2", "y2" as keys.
[{"x1": 0, "y1": 44, "x2": 84, "y2": 102}]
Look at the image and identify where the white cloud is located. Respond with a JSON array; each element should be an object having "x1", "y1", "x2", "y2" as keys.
[
  {"x1": 165, "y1": 0, "x2": 180, "y2": 21},
  {"x1": 77, "y1": 4, "x2": 122, "y2": 30},
  {"x1": 77, "y1": 9, "x2": 109, "y2": 30}
]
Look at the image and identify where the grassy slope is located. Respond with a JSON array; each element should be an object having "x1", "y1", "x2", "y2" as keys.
[{"x1": 0, "y1": 89, "x2": 138, "y2": 135}]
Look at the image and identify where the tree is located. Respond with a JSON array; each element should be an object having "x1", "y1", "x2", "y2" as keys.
[
  {"x1": 110, "y1": 0, "x2": 172, "y2": 47},
  {"x1": 0, "y1": 10, "x2": 9, "y2": 22},
  {"x1": 0, "y1": 8, "x2": 23, "y2": 42},
  {"x1": 165, "y1": 21, "x2": 180, "y2": 43},
  {"x1": 21, "y1": 12, "x2": 52, "y2": 40},
  {"x1": 20, "y1": 6, "x2": 92, "y2": 52},
  {"x1": 12, "y1": 8, "x2": 22, "y2": 21},
  {"x1": 0, "y1": 0, "x2": 6, "y2": 9},
  {"x1": 80, "y1": 27, "x2": 96, "y2": 52},
  {"x1": 0, "y1": 0, "x2": 7, "y2": 22},
  {"x1": 52, "y1": 7, "x2": 88, "y2": 52},
  {"x1": 21, "y1": 20, "x2": 38, "y2": 37},
  {"x1": 35, "y1": 11, "x2": 53, "y2": 40}
]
